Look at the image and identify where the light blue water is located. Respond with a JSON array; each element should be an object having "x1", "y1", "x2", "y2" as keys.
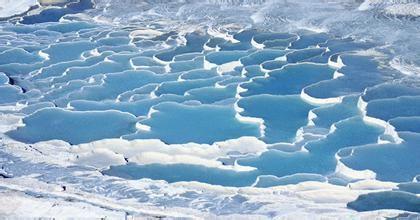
[{"x1": 0, "y1": 0, "x2": 419, "y2": 215}]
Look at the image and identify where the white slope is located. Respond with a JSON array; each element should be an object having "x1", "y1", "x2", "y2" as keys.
[{"x1": 0, "y1": 0, "x2": 38, "y2": 19}]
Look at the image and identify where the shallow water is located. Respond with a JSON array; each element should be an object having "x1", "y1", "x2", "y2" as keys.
[{"x1": 0, "y1": 0, "x2": 419, "y2": 217}]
